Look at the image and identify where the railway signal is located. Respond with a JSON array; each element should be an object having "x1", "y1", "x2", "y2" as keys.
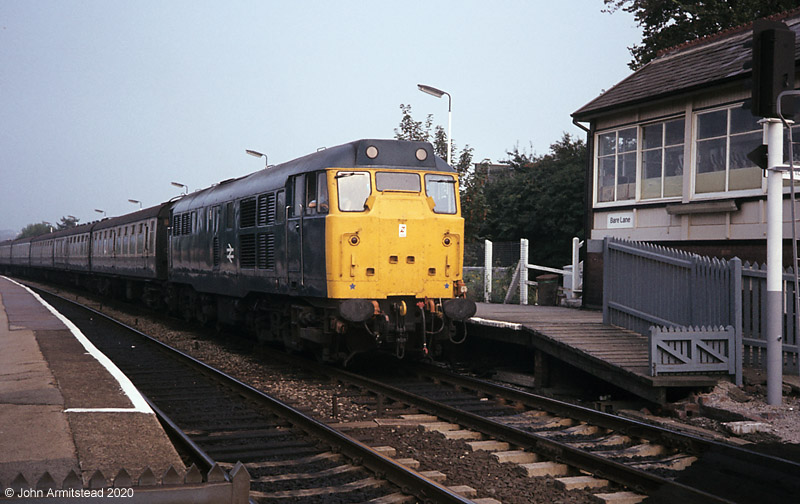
[{"x1": 747, "y1": 20, "x2": 795, "y2": 119}]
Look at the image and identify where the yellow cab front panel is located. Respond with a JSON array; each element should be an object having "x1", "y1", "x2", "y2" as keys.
[{"x1": 324, "y1": 168, "x2": 463, "y2": 300}]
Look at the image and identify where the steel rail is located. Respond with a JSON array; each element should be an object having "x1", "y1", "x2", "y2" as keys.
[
  {"x1": 38, "y1": 289, "x2": 474, "y2": 504},
  {"x1": 411, "y1": 362, "x2": 800, "y2": 476},
  {"x1": 315, "y1": 363, "x2": 738, "y2": 503}
]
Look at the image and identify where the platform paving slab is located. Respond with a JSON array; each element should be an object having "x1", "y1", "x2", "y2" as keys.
[
  {"x1": 0, "y1": 292, "x2": 79, "y2": 486},
  {"x1": 0, "y1": 277, "x2": 185, "y2": 487},
  {"x1": 469, "y1": 303, "x2": 723, "y2": 404}
]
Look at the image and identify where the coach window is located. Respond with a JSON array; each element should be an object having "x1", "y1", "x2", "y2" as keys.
[
  {"x1": 425, "y1": 174, "x2": 457, "y2": 214},
  {"x1": 336, "y1": 171, "x2": 371, "y2": 212}
]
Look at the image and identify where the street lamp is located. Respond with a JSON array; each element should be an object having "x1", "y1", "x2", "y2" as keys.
[
  {"x1": 171, "y1": 182, "x2": 188, "y2": 195},
  {"x1": 246, "y1": 149, "x2": 268, "y2": 168},
  {"x1": 418, "y1": 83, "x2": 452, "y2": 166},
  {"x1": 94, "y1": 209, "x2": 106, "y2": 217},
  {"x1": 128, "y1": 199, "x2": 142, "y2": 209}
]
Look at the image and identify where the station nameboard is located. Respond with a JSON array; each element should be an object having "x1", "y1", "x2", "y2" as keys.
[{"x1": 607, "y1": 211, "x2": 634, "y2": 229}]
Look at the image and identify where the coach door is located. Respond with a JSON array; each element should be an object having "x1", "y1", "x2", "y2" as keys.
[{"x1": 286, "y1": 175, "x2": 304, "y2": 288}]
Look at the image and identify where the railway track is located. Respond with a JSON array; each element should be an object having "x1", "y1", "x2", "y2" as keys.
[
  {"x1": 321, "y1": 360, "x2": 800, "y2": 504},
  {"x1": 38, "y1": 290, "x2": 478, "y2": 504},
  {"x1": 32, "y1": 284, "x2": 800, "y2": 503}
]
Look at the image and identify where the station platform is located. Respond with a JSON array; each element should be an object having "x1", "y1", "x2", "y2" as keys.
[
  {"x1": 468, "y1": 303, "x2": 722, "y2": 404},
  {"x1": 0, "y1": 276, "x2": 185, "y2": 489}
]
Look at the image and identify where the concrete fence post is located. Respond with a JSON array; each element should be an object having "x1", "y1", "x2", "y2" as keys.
[
  {"x1": 484, "y1": 239, "x2": 493, "y2": 303},
  {"x1": 520, "y1": 238, "x2": 529, "y2": 305},
  {"x1": 571, "y1": 237, "x2": 581, "y2": 299}
]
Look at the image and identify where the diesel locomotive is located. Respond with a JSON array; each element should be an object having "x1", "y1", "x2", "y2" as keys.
[{"x1": 0, "y1": 139, "x2": 476, "y2": 363}]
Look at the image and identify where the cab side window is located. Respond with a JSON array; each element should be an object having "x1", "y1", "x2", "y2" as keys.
[
  {"x1": 286, "y1": 175, "x2": 306, "y2": 218},
  {"x1": 286, "y1": 173, "x2": 330, "y2": 217},
  {"x1": 305, "y1": 174, "x2": 317, "y2": 215},
  {"x1": 316, "y1": 172, "x2": 329, "y2": 214}
]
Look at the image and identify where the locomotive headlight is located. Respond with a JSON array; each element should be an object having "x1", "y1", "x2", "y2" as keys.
[
  {"x1": 443, "y1": 236, "x2": 452, "y2": 246},
  {"x1": 349, "y1": 235, "x2": 360, "y2": 246}
]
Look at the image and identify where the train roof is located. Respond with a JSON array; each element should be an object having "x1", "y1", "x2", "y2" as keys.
[
  {"x1": 2, "y1": 236, "x2": 33, "y2": 246},
  {"x1": 30, "y1": 221, "x2": 97, "y2": 242},
  {"x1": 93, "y1": 202, "x2": 172, "y2": 230},
  {"x1": 171, "y1": 139, "x2": 453, "y2": 213}
]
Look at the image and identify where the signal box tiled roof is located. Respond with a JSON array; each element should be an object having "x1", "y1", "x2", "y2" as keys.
[{"x1": 573, "y1": 10, "x2": 800, "y2": 120}]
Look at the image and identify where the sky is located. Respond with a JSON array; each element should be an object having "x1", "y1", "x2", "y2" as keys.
[{"x1": 0, "y1": 1, "x2": 641, "y2": 236}]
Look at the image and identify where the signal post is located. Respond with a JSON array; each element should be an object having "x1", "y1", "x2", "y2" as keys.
[{"x1": 748, "y1": 19, "x2": 796, "y2": 405}]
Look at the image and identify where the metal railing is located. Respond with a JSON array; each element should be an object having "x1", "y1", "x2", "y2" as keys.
[
  {"x1": 602, "y1": 237, "x2": 743, "y2": 385},
  {"x1": 479, "y1": 238, "x2": 583, "y2": 305},
  {"x1": 741, "y1": 262, "x2": 800, "y2": 375}
]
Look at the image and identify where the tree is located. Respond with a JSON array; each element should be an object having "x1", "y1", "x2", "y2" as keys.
[
  {"x1": 604, "y1": 0, "x2": 800, "y2": 69},
  {"x1": 460, "y1": 159, "x2": 491, "y2": 241},
  {"x1": 472, "y1": 134, "x2": 586, "y2": 267},
  {"x1": 394, "y1": 104, "x2": 433, "y2": 142},
  {"x1": 393, "y1": 104, "x2": 473, "y2": 177},
  {"x1": 56, "y1": 215, "x2": 79, "y2": 230},
  {"x1": 17, "y1": 222, "x2": 53, "y2": 239}
]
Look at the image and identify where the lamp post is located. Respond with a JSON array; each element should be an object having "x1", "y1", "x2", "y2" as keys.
[
  {"x1": 171, "y1": 182, "x2": 188, "y2": 195},
  {"x1": 417, "y1": 83, "x2": 452, "y2": 165},
  {"x1": 246, "y1": 149, "x2": 268, "y2": 168},
  {"x1": 94, "y1": 209, "x2": 106, "y2": 218},
  {"x1": 128, "y1": 199, "x2": 142, "y2": 209}
]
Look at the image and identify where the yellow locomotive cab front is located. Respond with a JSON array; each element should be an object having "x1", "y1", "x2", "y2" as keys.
[
  {"x1": 325, "y1": 168, "x2": 463, "y2": 300},
  {"x1": 323, "y1": 164, "x2": 475, "y2": 359}
]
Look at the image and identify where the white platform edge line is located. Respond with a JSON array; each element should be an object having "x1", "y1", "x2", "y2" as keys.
[
  {"x1": 469, "y1": 317, "x2": 523, "y2": 331},
  {"x1": 3, "y1": 276, "x2": 153, "y2": 414},
  {"x1": 64, "y1": 408, "x2": 151, "y2": 413}
]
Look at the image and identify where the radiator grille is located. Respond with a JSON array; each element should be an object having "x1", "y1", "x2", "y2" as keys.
[
  {"x1": 240, "y1": 198, "x2": 256, "y2": 228},
  {"x1": 257, "y1": 233, "x2": 275, "y2": 270},
  {"x1": 257, "y1": 193, "x2": 277, "y2": 226},
  {"x1": 240, "y1": 234, "x2": 256, "y2": 268}
]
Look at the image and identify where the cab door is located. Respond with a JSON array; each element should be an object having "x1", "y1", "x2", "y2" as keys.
[{"x1": 286, "y1": 175, "x2": 304, "y2": 288}]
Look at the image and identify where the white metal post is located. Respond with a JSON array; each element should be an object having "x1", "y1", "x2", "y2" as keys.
[
  {"x1": 765, "y1": 118, "x2": 785, "y2": 405},
  {"x1": 447, "y1": 105, "x2": 452, "y2": 166},
  {"x1": 520, "y1": 238, "x2": 529, "y2": 305},
  {"x1": 484, "y1": 240, "x2": 493, "y2": 303},
  {"x1": 571, "y1": 237, "x2": 581, "y2": 300}
]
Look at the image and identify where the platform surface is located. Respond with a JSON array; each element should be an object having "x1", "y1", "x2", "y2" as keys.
[
  {"x1": 0, "y1": 276, "x2": 184, "y2": 488},
  {"x1": 469, "y1": 303, "x2": 722, "y2": 404}
]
